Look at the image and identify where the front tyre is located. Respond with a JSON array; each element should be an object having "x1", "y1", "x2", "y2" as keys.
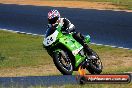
[
  {"x1": 53, "y1": 49, "x2": 73, "y2": 75},
  {"x1": 86, "y1": 49, "x2": 103, "y2": 74}
]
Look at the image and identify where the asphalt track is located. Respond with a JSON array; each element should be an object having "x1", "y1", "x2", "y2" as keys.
[
  {"x1": 0, "y1": 75, "x2": 131, "y2": 87},
  {"x1": 0, "y1": 75, "x2": 77, "y2": 87},
  {"x1": 0, "y1": 3, "x2": 132, "y2": 87},
  {"x1": 0, "y1": 3, "x2": 132, "y2": 49}
]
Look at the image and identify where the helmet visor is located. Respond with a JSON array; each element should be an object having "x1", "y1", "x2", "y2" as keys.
[{"x1": 48, "y1": 17, "x2": 58, "y2": 24}]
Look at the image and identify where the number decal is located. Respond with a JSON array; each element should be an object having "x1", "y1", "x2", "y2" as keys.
[
  {"x1": 46, "y1": 37, "x2": 53, "y2": 45},
  {"x1": 50, "y1": 37, "x2": 53, "y2": 41},
  {"x1": 47, "y1": 38, "x2": 49, "y2": 44},
  {"x1": 43, "y1": 30, "x2": 59, "y2": 46}
]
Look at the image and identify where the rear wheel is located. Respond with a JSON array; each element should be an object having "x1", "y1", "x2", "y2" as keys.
[
  {"x1": 86, "y1": 49, "x2": 103, "y2": 74},
  {"x1": 53, "y1": 49, "x2": 73, "y2": 75}
]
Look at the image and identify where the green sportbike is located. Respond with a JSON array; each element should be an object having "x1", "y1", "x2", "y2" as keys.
[{"x1": 43, "y1": 24, "x2": 103, "y2": 75}]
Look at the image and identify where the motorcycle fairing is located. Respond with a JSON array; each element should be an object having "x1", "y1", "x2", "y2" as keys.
[{"x1": 59, "y1": 34, "x2": 86, "y2": 67}]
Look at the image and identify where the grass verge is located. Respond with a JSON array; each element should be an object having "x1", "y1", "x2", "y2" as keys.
[
  {"x1": 88, "y1": 0, "x2": 132, "y2": 10},
  {"x1": 46, "y1": 0, "x2": 132, "y2": 10},
  {"x1": 0, "y1": 30, "x2": 132, "y2": 77},
  {"x1": 0, "y1": 0, "x2": 132, "y2": 10},
  {"x1": 5, "y1": 83, "x2": 131, "y2": 88},
  {"x1": 39, "y1": 83, "x2": 132, "y2": 88}
]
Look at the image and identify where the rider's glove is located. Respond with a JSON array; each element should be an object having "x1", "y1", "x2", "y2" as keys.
[{"x1": 67, "y1": 24, "x2": 75, "y2": 33}]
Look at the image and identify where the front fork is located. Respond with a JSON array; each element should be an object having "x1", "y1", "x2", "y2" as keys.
[{"x1": 78, "y1": 57, "x2": 91, "y2": 75}]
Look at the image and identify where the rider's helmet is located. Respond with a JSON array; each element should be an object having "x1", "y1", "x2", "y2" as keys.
[{"x1": 48, "y1": 9, "x2": 60, "y2": 24}]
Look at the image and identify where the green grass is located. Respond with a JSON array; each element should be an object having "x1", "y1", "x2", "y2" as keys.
[
  {"x1": 9, "y1": 83, "x2": 131, "y2": 88},
  {"x1": 50, "y1": 83, "x2": 132, "y2": 88},
  {"x1": 0, "y1": 82, "x2": 131, "y2": 88},
  {"x1": 87, "y1": 0, "x2": 132, "y2": 10},
  {"x1": 0, "y1": 30, "x2": 51, "y2": 68},
  {"x1": 47, "y1": 0, "x2": 132, "y2": 10}
]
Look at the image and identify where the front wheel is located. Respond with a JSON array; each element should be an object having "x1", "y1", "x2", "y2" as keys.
[
  {"x1": 86, "y1": 49, "x2": 103, "y2": 74},
  {"x1": 53, "y1": 49, "x2": 73, "y2": 75}
]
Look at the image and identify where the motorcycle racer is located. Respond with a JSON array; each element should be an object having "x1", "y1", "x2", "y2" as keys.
[
  {"x1": 47, "y1": 9, "x2": 93, "y2": 56},
  {"x1": 43, "y1": 9, "x2": 103, "y2": 75}
]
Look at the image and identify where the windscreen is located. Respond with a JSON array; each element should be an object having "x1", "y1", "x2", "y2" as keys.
[{"x1": 45, "y1": 25, "x2": 57, "y2": 37}]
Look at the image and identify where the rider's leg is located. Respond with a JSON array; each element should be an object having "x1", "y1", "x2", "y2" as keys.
[{"x1": 72, "y1": 32, "x2": 93, "y2": 55}]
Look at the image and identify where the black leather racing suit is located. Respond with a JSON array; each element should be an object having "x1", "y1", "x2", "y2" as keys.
[{"x1": 60, "y1": 18, "x2": 92, "y2": 55}]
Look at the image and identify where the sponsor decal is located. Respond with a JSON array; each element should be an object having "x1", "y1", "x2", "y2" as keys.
[
  {"x1": 76, "y1": 74, "x2": 131, "y2": 84},
  {"x1": 72, "y1": 46, "x2": 83, "y2": 55}
]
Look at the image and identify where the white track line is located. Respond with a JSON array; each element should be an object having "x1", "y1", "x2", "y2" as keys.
[
  {"x1": 0, "y1": 28, "x2": 131, "y2": 50},
  {"x1": 0, "y1": 28, "x2": 44, "y2": 36}
]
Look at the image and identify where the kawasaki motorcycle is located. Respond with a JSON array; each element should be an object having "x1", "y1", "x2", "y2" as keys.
[{"x1": 43, "y1": 24, "x2": 103, "y2": 75}]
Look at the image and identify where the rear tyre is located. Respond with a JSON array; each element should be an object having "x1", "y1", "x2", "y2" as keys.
[{"x1": 53, "y1": 49, "x2": 73, "y2": 75}]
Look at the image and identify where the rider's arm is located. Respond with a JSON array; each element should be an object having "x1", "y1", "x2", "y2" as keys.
[
  {"x1": 62, "y1": 18, "x2": 75, "y2": 33},
  {"x1": 47, "y1": 24, "x2": 52, "y2": 28}
]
